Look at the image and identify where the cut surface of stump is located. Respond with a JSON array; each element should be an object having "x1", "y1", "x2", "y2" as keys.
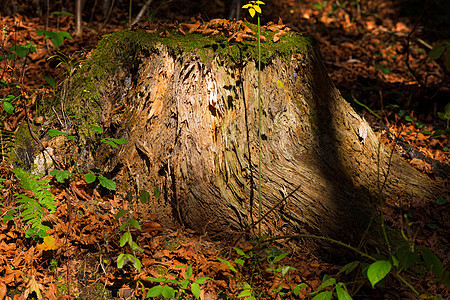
[{"x1": 62, "y1": 29, "x2": 444, "y2": 241}]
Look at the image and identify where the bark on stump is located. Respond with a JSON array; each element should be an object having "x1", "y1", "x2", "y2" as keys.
[{"x1": 65, "y1": 30, "x2": 444, "y2": 241}]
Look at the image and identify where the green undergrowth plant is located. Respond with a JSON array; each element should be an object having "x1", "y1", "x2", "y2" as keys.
[
  {"x1": 115, "y1": 209, "x2": 143, "y2": 273},
  {"x1": 216, "y1": 244, "x2": 307, "y2": 299},
  {"x1": 146, "y1": 264, "x2": 212, "y2": 299},
  {"x1": 84, "y1": 168, "x2": 117, "y2": 190},
  {"x1": 2, "y1": 168, "x2": 56, "y2": 240}
]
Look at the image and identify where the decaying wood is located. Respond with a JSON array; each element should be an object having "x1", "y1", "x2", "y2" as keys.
[{"x1": 68, "y1": 32, "x2": 445, "y2": 241}]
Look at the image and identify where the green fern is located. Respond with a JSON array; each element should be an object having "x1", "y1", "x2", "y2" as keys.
[{"x1": 12, "y1": 168, "x2": 56, "y2": 239}]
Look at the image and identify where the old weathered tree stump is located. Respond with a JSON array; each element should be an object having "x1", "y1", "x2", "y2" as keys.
[{"x1": 62, "y1": 29, "x2": 443, "y2": 241}]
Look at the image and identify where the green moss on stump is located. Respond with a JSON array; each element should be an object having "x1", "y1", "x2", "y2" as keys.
[{"x1": 68, "y1": 29, "x2": 313, "y2": 142}]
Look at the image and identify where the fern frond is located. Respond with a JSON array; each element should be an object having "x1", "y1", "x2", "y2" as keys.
[{"x1": 12, "y1": 168, "x2": 57, "y2": 239}]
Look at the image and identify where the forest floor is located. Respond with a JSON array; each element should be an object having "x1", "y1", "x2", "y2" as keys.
[{"x1": 0, "y1": 0, "x2": 449, "y2": 299}]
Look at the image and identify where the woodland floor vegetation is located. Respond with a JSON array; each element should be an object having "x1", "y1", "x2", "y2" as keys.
[{"x1": 0, "y1": 0, "x2": 449, "y2": 299}]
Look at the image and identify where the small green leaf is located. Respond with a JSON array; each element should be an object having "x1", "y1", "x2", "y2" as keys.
[
  {"x1": 233, "y1": 247, "x2": 246, "y2": 257},
  {"x1": 101, "y1": 139, "x2": 118, "y2": 148},
  {"x1": 420, "y1": 246, "x2": 444, "y2": 279},
  {"x1": 235, "y1": 258, "x2": 245, "y2": 266},
  {"x1": 430, "y1": 129, "x2": 445, "y2": 139},
  {"x1": 130, "y1": 241, "x2": 143, "y2": 252},
  {"x1": 139, "y1": 190, "x2": 150, "y2": 203},
  {"x1": 186, "y1": 265, "x2": 193, "y2": 280},
  {"x1": 418, "y1": 130, "x2": 432, "y2": 135},
  {"x1": 435, "y1": 197, "x2": 447, "y2": 205},
  {"x1": 128, "y1": 218, "x2": 141, "y2": 231},
  {"x1": 84, "y1": 172, "x2": 96, "y2": 184},
  {"x1": 338, "y1": 261, "x2": 360, "y2": 275},
  {"x1": 161, "y1": 285, "x2": 176, "y2": 298},
  {"x1": 146, "y1": 285, "x2": 163, "y2": 297},
  {"x1": 119, "y1": 232, "x2": 131, "y2": 247},
  {"x1": 367, "y1": 260, "x2": 391, "y2": 288},
  {"x1": 313, "y1": 278, "x2": 335, "y2": 293},
  {"x1": 115, "y1": 209, "x2": 129, "y2": 221},
  {"x1": 336, "y1": 282, "x2": 352, "y2": 300},
  {"x1": 311, "y1": 291, "x2": 332, "y2": 300},
  {"x1": 132, "y1": 256, "x2": 141, "y2": 272},
  {"x1": 292, "y1": 283, "x2": 308, "y2": 296},
  {"x1": 216, "y1": 257, "x2": 237, "y2": 272},
  {"x1": 428, "y1": 44, "x2": 445, "y2": 61},
  {"x1": 3, "y1": 101, "x2": 14, "y2": 114},
  {"x1": 48, "y1": 129, "x2": 68, "y2": 137},
  {"x1": 88, "y1": 124, "x2": 103, "y2": 133},
  {"x1": 404, "y1": 115, "x2": 414, "y2": 122},
  {"x1": 191, "y1": 282, "x2": 201, "y2": 299},
  {"x1": 42, "y1": 75, "x2": 56, "y2": 88},
  {"x1": 180, "y1": 279, "x2": 189, "y2": 289},
  {"x1": 154, "y1": 186, "x2": 161, "y2": 199},
  {"x1": 51, "y1": 11, "x2": 74, "y2": 16},
  {"x1": 195, "y1": 277, "x2": 211, "y2": 285},
  {"x1": 375, "y1": 64, "x2": 390, "y2": 74},
  {"x1": 112, "y1": 137, "x2": 127, "y2": 145},
  {"x1": 117, "y1": 253, "x2": 126, "y2": 268},
  {"x1": 98, "y1": 175, "x2": 116, "y2": 190},
  {"x1": 147, "y1": 278, "x2": 166, "y2": 283},
  {"x1": 237, "y1": 289, "x2": 252, "y2": 297},
  {"x1": 426, "y1": 223, "x2": 436, "y2": 230},
  {"x1": 273, "y1": 251, "x2": 289, "y2": 263},
  {"x1": 50, "y1": 169, "x2": 71, "y2": 183}
]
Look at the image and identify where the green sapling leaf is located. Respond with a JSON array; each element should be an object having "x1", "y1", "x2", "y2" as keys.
[
  {"x1": 119, "y1": 232, "x2": 131, "y2": 247},
  {"x1": 139, "y1": 190, "x2": 150, "y2": 203},
  {"x1": 42, "y1": 75, "x2": 56, "y2": 88},
  {"x1": 272, "y1": 251, "x2": 289, "y2": 263},
  {"x1": 48, "y1": 129, "x2": 68, "y2": 137},
  {"x1": 112, "y1": 137, "x2": 127, "y2": 145},
  {"x1": 191, "y1": 282, "x2": 201, "y2": 299},
  {"x1": 128, "y1": 218, "x2": 141, "y2": 231},
  {"x1": 335, "y1": 282, "x2": 352, "y2": 300},
  {"x1": 420, "y1": 246, "x2": 444, "y2": 279},
  {"x1": 367, "y1": 260, "x2": 391, "y2": 288},
  {"x1": 98, "y1": 175, "x2": 116, "y2": 190},
  {"x1": 311, "y1": 291, "x2": 332, "y2": 300},
  {"x1": 161, "y1": 285, "x2": 176, "y2": 298},
  {"x1": 147, "y1": 278, "x2": 166, "y2": 283},
  {"x1": 428, "y1": 44, "x2": 445, "y2": 61},
  {"x1": 3, "y1": 101, "x2": 14, "y2": 114},
  {"x1": 146, "y1": 285, "x2": 163, "y2": 297},
  {"x1": 115, "y1": 209, "x2": 129, "y2": 220},
  {"x1": 396, "y1": 245, "x2": 418, "y2": 271},
  {"x1": 186, "y1": 265, "x2": 193, "y2": 280},
  {"x1": 338, "y1": 261, "x2": 360, "y2": 275},
  {"x1": 435, "y1": 197, "x2": 447, "y2": 205},
  {"x1": 180, "y1": 279, "x2": 189, "y2": 289},
  {"x1": 88, "y1": 124, "x2": 103, "y2": 133},
  {"x1": 216, "y1": 257, "x2": 237, "y2": 272},
  {"x1": 84, "y1": 172, "x2": 96, "y2": 184},
  {"x1": 195, "y1": 277, "x2": 211, "y2": 285},
  {"x1": 50, "y1": 169, "x2": 71, "y2": 183},
  {"x1": 154, "y1": 186, "x2": 161, "y2": 199},
  {"x1": 117, "y1": 253, "x2": 126, "y2": 268}
]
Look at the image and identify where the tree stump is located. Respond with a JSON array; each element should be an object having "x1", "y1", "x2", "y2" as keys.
[{"x1": 63, "y1": 29, "x2": 444, "y2": 241}]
